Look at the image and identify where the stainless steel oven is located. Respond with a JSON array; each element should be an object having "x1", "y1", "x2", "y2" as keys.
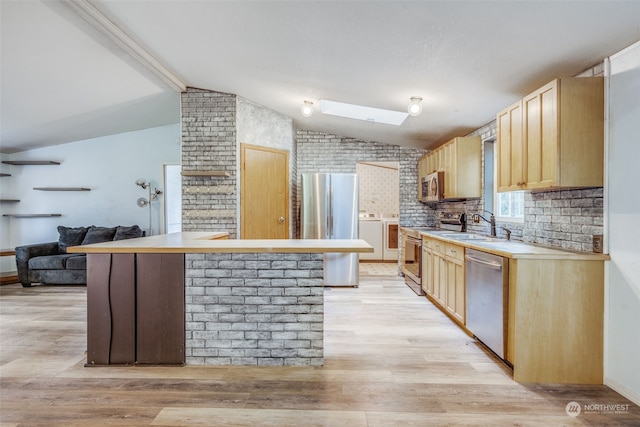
[
  {"x1": 402, "y1": 213, "x2": 466, "y2": 296},
  {"x1": 402, "y1": 229, "x2": 423, "y2": 295}
]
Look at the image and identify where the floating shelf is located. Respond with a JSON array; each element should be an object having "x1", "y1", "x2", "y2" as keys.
[
  {"x1": 33, "y1": 187, "x2": 91, "y2": 191},
  {"x1": 0, "y1": 173, "x2": 10, "y2": 177},
  {"x1": 2, "y1": 160, "x2": 60, "y2": 166},
  {"x1": 0, "y1": 199, "x2": 20, "y2": 203},
  {"x1": 181, "y1": 171, "x2": 230, "y2": 177},
  {"x1": 3, "y1": 214, "x2": 62, "y2": 218}
]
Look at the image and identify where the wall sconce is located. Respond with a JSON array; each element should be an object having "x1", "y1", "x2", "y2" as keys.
[
  {"x1": 301, "y1": 100, "x2": 314, "y2": 118},
  {"x1": 408, "y1": 97, "x2": 423, "y2": 116}
]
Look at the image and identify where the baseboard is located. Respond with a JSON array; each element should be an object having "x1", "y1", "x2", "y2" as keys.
[
  {"x1": 0, "y1": 271, "x2": 18, "y2": 285},
  {"x1": 605, "y1": 377, "x2": 640, "y2": 406}
]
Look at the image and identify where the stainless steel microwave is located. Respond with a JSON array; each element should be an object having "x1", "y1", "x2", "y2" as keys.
[{"x1": 421, "y1": 171, "x2": 444, "y2": 202}]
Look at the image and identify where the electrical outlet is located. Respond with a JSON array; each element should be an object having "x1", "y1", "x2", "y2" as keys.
[{"x1": 592, "y1": 235, "x2": 603, "y2": 253}]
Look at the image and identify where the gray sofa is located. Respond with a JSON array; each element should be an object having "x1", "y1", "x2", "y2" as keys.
[{"x1": 15, "y1": 225, "x2": 143, "y2": 287}]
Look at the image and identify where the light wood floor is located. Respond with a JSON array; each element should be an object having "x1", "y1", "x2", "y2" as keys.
[{"x1": 1, "y1": 264, "x2": 638, "y2": 426}]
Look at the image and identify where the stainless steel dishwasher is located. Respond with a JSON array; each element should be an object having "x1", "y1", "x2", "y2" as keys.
[{"x1": 465, "y1": 248, "x2": 509, "y2": 359}]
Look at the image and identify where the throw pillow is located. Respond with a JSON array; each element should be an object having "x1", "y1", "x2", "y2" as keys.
[
  {"x1": 81, "y1": 226, "x2": 117, "y2": 245},
  {"x1": 57, "y1": 226, "x2": 89, "y2": 253},
  {"x1": 114, "y1": 225, "x2": 144, "y2": 240}
]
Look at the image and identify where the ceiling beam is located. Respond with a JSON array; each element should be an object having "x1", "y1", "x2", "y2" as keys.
[{"x1": 60, "y1": 0, "x2": 186, "y2": 93}]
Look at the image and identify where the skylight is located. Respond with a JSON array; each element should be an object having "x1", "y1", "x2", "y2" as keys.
[{"x1": 320, "y1": 100, "x2": 409, "y2": 126}]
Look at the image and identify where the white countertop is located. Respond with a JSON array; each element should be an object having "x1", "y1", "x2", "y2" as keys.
[
  {"x1": 67, "y1": 232, "x2": 374, "y2": 254},
  {"x1": 414, "y1": 229, "x2": 609, "y2": 260}
]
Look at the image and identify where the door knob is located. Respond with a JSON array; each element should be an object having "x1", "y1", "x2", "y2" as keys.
[{"x1": 278, "y1": 217, "x2": 285, "y2": 223}]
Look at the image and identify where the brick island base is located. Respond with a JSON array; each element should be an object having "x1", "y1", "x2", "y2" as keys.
[{"x1": 185, "y1": 252, "x2": 324, "y2": 366}]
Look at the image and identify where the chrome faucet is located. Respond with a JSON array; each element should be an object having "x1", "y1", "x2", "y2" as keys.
[{"x1": 473, "y1": 211, "x2": 497, "y2": 237}]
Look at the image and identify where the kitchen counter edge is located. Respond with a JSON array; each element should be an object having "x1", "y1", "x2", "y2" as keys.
[
  {"x1": 417, "y1": 230, "x2": 610, "y2": 260},
  {"x1": 67, "y1": 232, "x2": 374, "y2": 254}
]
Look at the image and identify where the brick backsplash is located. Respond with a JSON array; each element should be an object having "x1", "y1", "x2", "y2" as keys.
[{"x1": 523, "y1": 188, "x2": 603, "y2": 252}]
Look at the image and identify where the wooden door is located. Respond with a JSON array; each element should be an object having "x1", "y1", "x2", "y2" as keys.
[{"x1": 240, "y1": 144, "x2": 289, "y2": 239}]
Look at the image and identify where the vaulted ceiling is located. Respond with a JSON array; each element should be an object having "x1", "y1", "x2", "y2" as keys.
[{"x1": 2, "y1": 1, "x2": 639, "y2": 154}]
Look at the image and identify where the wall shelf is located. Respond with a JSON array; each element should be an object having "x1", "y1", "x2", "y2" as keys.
[
  {"x1": 0, "y1": 199, "x2": 20, "y2": 203},
  {"x1": 2, "y1": 160, "x2": 60, "y2": 166},
  {"x1": 0, "y1": 173, "x2": 11, "y2": 177},
  {"x1": 33, "y1": 187, "x2": 91, "y2": 191},
  {"x1": 3, "y1": 214, "x2": 62, "y2": 218},
  {"x1": 181, "y1": 171, "x2": 230, "y2": 177}
]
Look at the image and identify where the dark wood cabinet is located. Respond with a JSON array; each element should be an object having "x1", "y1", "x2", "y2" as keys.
[
  {"x1": 86, "y1": 253, "x2": 184, "y2": 366},
  {"x1": 136, "y1": 254, "x2": 185, "y2": 364}
]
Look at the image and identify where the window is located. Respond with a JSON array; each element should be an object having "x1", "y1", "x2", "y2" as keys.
[
  {"x1": 496, "y1": 191, "x2": 524, "y2": 221},
  {"x1": 484, "y1": 138, "x2": 524, "y2": 222}
]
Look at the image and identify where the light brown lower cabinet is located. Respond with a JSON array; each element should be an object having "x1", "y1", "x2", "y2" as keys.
[
  {"x1": 423, "y1": 238, "x2": 465, "y2": 327},
  {"x1": 507, "y1": 258, "x2": 604, "y2": 384},
  {"x1": 421, "y1": 240, "x2": 434, "y2": 296},
  {"x1": 421, "y1": 235, "x2": 606, "y2": 384}
]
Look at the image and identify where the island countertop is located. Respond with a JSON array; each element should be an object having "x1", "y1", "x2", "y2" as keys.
[{"x1": 67, "y1": 232, "x2": 374, "y2": 254}]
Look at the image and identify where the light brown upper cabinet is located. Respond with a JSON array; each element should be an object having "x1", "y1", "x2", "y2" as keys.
[
  {"x1": 497, "y1": 100, "x2": 524, "y2": 191},
  {"x1": 497, "y1": 77, "x2": 604, "y2": 192},
  {"x1": 417, "y1": 136, "x2": 482, "y2": 201},
  {"x1": 443, "y1": 136, "x2": 482, "y2": 199}
]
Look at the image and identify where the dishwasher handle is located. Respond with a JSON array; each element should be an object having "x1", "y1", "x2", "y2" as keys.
[{"x1": 465, "y1": 254, "x2": 503, "y2": 270}]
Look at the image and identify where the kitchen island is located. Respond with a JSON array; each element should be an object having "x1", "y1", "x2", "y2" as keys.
[{"x1": 68, "y1": 232, "x2": 373, "y2": 367}]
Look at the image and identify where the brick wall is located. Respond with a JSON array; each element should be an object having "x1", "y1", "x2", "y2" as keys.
[
  {"x1": 181, "y1": 88, "x2": 238, "y2": 237},
  {"x1": 296, "y1": 130, "x2": 432, "y2": 270},
  {"x1": 296, "y1": 130, "x2": 433, "y2": 230},
  {"x1": 185, "y1": 252, "x2": 324, "y2": 366}
]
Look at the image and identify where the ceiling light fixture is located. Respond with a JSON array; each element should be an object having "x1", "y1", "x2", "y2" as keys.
[
  {"x1": 408, "y1": 97, "x2": 423, "y2": 116},
  {"x1": 301, "y1": 101, "x2": 314, "y2": 117}
]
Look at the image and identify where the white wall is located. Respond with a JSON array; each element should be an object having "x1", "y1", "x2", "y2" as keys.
[
  {"x1": 0, "y1": 124, "x2": 180, "y2": 261},
  {"x1": 605, "y1": 40, "x2": 640, "y2": 405}
]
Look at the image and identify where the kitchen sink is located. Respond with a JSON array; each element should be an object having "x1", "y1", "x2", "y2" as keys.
[{"x1": 440, "y1": 233, "x2": 501, "y2": 242}]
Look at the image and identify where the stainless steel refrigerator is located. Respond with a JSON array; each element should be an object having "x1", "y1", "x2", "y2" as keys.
[{"x1": 301, "y1": 173, "x2": 359, "y2": 287}]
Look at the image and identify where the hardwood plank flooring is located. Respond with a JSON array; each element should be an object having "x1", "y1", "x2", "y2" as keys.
[{"x1": 1, "y1": 264, "x2": 638, "y2": 426}]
